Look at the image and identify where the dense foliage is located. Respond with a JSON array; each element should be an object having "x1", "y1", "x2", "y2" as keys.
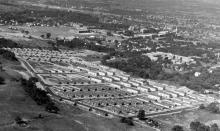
[
  {"x1": 0, "y1": 76, "x2": 5, "y2": 85},
  {"x1": 0, "y1": 38, "x2": 21, "y2": 48},
  {"x1": 57, "y1": 38, "x2": 115, "y2": 53},
  {"x1": 102, "y1": 52, "x2": 163, "y2": 79},
  {"x1": 120, "y1": 117, "x2": 134, "y2": 126},
  {"x1": 0, "y1": 49, "x2": 18, "y2": 61},
  {"x1": 1, "y1": 9, "x2": 99, "y2": 25},
  {"x1": 190, "y1": 121, "x2": 220, "y2": 131},
  {"x1": 21, "y1": 77, "x2": 59, "y2": 113},
  {"x1": 137, "y1": 109, "x2": 145, "y2": 120},
  {"x1": 206, "y1": 102, "x2": 220, "y2": 114},
  {"x1": 0, "y1": 9, "x2": 129, "y2": 30},
  {"x1": 172, "y1": 125, "x2": 184, "y2": 131}
]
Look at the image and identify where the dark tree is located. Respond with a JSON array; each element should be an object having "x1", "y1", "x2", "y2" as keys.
[
  {"x1": 107, "y1": 31, "x2": 113, "y2": 36},
  {"x1": 210, "y1": 123, "x2": 219, "y2": 131},
  {"x1": 15, "y1": 116, "x2": 22, "y2": 124},
  {"x1": 199, "y1": 104, "x2": 206, "y2": 109},
  {"x1": 46, "y1": 33, "x2": 51, "y2": 39},
  {"x1": 172, "y1": 125, "x2": 184, "y2": 131},
  {"x1": 21, "y1": 77, "x2": 59, "y2": 113},
  {"x1": 137, "y1": 109, "x2": 145, "y2": 120},
  {"x1": 0, "y1": 62, "x2": 2, "y2": 71},
  {"x1": 40, "y1": 35, "x2": 45, "y2": 38},
  {"x1": 197, "y1": 124, "x2": 210, "y2": 131},
  {"x1": 190, "y1": 121, "x2": 201, "y2": 131},
  {"x1": 0, "y1": 77, "x2": 5, "y2": 85},
  {"x1": 190, "y1": 121, "x2": 210, "y2": 131},
  {"x1": 207, "y1": 102, "x2": 220, "y2": 113},
  {"x1": 15, "y1": 116, "x2": 27, "y2": 125},
  {"x1": 0, "y1": 49, "x2": 18, "y2": 61},
  {"x1": 120, "y1": 117, "x2": 127, "y2": 123},
  {"x1": 45, "y1": 102, "x2": 60, "y2": 114},
  {"x1": 120, "y1": 117, "x2": 134, "y2": 126},
  {"x1": 126, "y1": 118, "x2": 134, "y2": 126}
]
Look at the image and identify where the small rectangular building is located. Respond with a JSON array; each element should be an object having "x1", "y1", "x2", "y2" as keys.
[
  {"x1": 88, "y1": 71, "x2": 98, "y2": 76},
  {"x1": 119, "y1": 82, "x2": 132, "y2": 88},
  {"x1": 163, "y1": 90, "x2": 178, "y2": 98},
  {"x1": 109, "y1": 76, "x2": 121, "y2": 81},
  {"x1": 128, "y1": 80, "x2": 141, "y2": 87},
  {"x1": 91, "y1": 78, "x2": 103, "y2": 83},
  {"x1": 167, "y1": 89, "x2": 186, "y2": 97},
  {"x1": 98, "y1": 71, "x2": 106, "y2": 76},
  {"x1": 109, "y1": 83, "x2": 122, "y2": 89},
  {"x1": 125, "y1": 88, "x2": 139, "y2": 94},
  {"x1": 132, "y1": 78, "x2": 145, "y2": 85},
  {"x1": 137, "y1": 86, "x2": 150, "y2": 93},
  {"x1": 157, "y1": 91, "x2": 171, "y2": 98},
  {"x1": 147, "y1": 93, "x2": 162, "y2": 101},
  {"x1": 77, "y1": 67, "x2": 90, "y2": 71},
  {"x1": 106, "y1": 71, "x2": 114, "y2": 76},
  {"x1": 116, "y1": 74, "x2": 129, "y2": 81},
  {"x1": 144, "y1": 85, "x2": 157, "y2": 92},
  {"x1": 102, "y1": 76, "x2": 113, "y2": 82}
]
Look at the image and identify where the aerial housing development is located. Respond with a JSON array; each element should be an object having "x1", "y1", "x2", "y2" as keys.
[
  {"x1": 1, "y1": 0, "x2": 220, "y2": 131},
  {"x1": 5, "y1": 47, "x2": 216, "y2": 119}
]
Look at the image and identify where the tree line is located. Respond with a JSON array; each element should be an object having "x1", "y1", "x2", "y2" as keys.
[
  {"x1": 172, "y1": 121, "x2": 220, "y2": 131},
  {"x1": 200, "y1": 102, "x2": 220, "y2": 114},
  {"x1": 0, "y1": 38, "x2": 21, "y2": 48},
  {"x1": 0, "y1": 76, "x2": 4, "y2": 85},
  {"x1": 0, "y1": 9, "x2": 129, "y2": 31},
  {"x1": 0, "y1": 49, "x2": 18, "y2": 61},
  {"x1": 21, "y1": 77, "x2": 59, "y2": 113},
  {"x1": 56, "y1": 38, "x2": 115, "y2": 53},
  {"x1": 102, "y1": 51, "x2": 163, "y2": 80}
]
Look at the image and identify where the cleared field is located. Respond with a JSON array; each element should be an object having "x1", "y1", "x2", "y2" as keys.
[{"x1": 0, "y1": 26, "x2": 51, "y2": 48}]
